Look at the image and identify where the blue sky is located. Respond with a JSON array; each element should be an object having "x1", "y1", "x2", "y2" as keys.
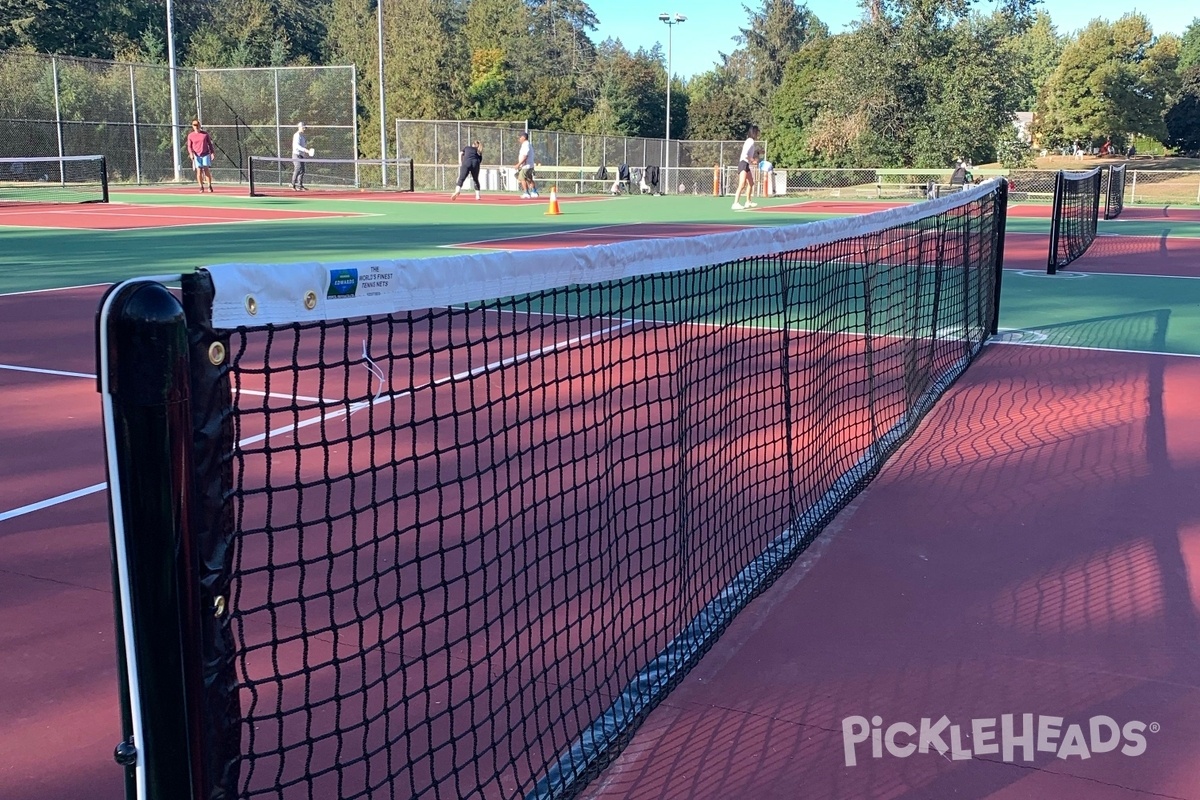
[{"x1": 589, "y1": 0, "x2": 1197, "y2": 80}]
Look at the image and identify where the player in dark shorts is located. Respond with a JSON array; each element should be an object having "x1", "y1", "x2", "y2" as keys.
[
  {"x1": 731, "y1": 124, "x2": 760, "y2": 210},
  {"x1": 451, "y1": 141, "x2": 484, "y2": 200}
]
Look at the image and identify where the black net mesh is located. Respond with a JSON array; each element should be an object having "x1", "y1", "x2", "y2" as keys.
[
  {"x1": 248, "y1": 156, "x2": 415, "y2": 196},
  {"x1": 1047, "y1": 168, "x2": 1102, "y2": 274},
  {"x1": 182, "y1": 186, "x2": 1007, "y2": 800},
  {"x1": 0, "y1": 154, "x2": 107, "y2": 205},
  {"x1": 1104, "y1": 163, "x2": 1126, "y2": 220}
]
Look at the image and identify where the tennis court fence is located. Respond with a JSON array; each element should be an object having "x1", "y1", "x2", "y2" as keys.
[
  {"x1": 99, "y1": 178, "x2": 1008, "y2": 800},
  {"x1": 0, "y1": 51, "x2": 357, "y2": 185}
]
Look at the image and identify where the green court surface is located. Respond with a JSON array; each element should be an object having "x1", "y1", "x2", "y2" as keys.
[
  {"x1": 1000, "y1": 271, "x2": 1200, "y2": 355},
  {"x1": 0, "y1": 194, "x2": 810, "y2": 293}
]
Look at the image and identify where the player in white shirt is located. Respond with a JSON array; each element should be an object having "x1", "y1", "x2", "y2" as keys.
[
  {"x1": 731, "y1": 125, "x2": 760, "y2": 210},
  {"x1": 513, "y1": 132, "x2": 539, "y2": 199},
  {"x1": 290, "y1": 122, "x2": 315, "y2": 191}
]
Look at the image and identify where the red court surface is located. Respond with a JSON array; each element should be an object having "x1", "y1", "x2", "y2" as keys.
[
  {"x1": 1003, "y1": 232, "x2": 1200, "y2": 277},
  {"x1": 451, "y1": 222, "x2": 750, "y2": 250},
  {"x1": 114, "y1": 186, "x2": 619, "y2": 205},
  {"x1": 582, "y1": 342, "x2": 1200, "y2": 800},
  {"x1": 0, "y1": 203, "x2": 364, "y2": 230}
]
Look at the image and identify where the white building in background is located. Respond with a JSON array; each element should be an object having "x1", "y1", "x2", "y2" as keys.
[{"x1": 1013, "y1": 111, "x2": 1034, "y2": 142}]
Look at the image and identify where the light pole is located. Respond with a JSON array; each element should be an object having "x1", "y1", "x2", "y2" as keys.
[
  {"x1": 377, "y1": 0, "x2": 387, "y2": 184},
  {"x1": 658, "y1": 13, "x2": 685, "y2": 195},
  {"x1": 166, "y1": 0, "x2": 181, "y2": 181}
]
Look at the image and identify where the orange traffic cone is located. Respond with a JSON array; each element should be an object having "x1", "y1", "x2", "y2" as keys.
[{"x1": 545, "y1": 186, "x2": 561, "y2": 216}]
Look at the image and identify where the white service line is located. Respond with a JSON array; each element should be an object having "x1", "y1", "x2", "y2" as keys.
[
  {"x1": 0, "y1": 363, "x2": 95, "y2": 379},
  {"x1": 0, "y1": 482, "x2": 107, "y2": 523}
]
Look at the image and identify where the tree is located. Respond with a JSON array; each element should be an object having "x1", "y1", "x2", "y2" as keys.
[
  {"x1": 0, "y1": 0, "x2": 161, "y2": 57},
  {"x1": 791, "y1": 0, "x2": 1033, "y2": 168},
  {"x1": 1035, "y1": 15, "x2": 1179, "y2": 148},
  {"x1": 462, "y1": 0, "x2": 536, "y2": 120},
  {"x1": 1165, "y1": 65, "x2": 1200, "y2": 154},
  {"x1": 1177, "y1": 18, "x2": 1200, "y2": 72},
  {"x1": 683, "y1": 58, "x2": 755, "y2": 142},
  {"x1": 733, "y1": 0, "x2": 827, "y2": 122},
  {"x1": 585, "y1": 39, "x2": 667, "y2": 138},
  {"x1": 1005, "y1": 11, "x2": 1063, "y2": 110},
  {"x1": 767, "y1": 36, "x2": 829, "y2": 166}
]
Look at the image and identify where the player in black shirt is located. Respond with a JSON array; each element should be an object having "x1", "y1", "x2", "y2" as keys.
[{"x1": 451, "y1": 140, "x2": 484, "y2": 200}]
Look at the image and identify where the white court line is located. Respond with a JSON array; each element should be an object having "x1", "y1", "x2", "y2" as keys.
[
  {"x1": 0, "y1": 282, "x2": 111, "y2": 298},
  {"x1": 443, "y1": 222, "x2": 636, "y2": 250},
  {"x1": 0, "y1": 482, "x2": 107, "y2": 523},
  {"x1": 236, "y1": 387, "x2": 332, "y2": 404},
  {"x1": 0, "y1": 363, "x2": 331, "y2": 402},
  {"x1": 0, "y1": 363, "x2": 94, "y2": 379}
]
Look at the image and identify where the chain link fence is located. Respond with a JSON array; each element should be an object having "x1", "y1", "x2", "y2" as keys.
[
  {"x1": 396, "y1": 119, "x2": 752, "y2": 195},
  {"x1": 0, "y1": 52, "x2": 357, "y2": 185},
  {"x1": 196, "y1": 66, "x2": 356, "y2": 184}
]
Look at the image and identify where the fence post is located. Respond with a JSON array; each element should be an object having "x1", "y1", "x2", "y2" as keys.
[
  {"x1": 273, "y1": 69, "x2": 282, "y2": 173},
  {"x1": 52, "y1": 57, "x2": 65, "y2": 169},
  {"x1": 130, "y1": 65, "x2": 142, "y2": 184},
  {"x1": 1130, "y1": 170, "x2": 1137, "y2": 204}
]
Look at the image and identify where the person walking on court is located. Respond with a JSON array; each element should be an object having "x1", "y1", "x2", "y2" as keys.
[
  {"x1": 513, "y1": 132, "x2": 539, "y2": 199},
  {"x1": 451, "y1": 140, "x2": 484, "y2": 201},
  {"x1": 186, "y1": 119, "x2": 215, "y2": 193},
  {"x1": 291, "y1": 122, "x2": 314, "y2": 191},
  {"x1": 731, "y1": 125, "x2": 760, "y2": 210}
]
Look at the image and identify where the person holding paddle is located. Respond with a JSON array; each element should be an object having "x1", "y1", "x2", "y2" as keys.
[{"x1": 291, "y1": 121, "x2": 315, "y2": 191}]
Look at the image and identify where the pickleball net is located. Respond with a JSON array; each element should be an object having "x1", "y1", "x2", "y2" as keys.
[
  {"x1": 1104, "y1": 162, "x2": 1127, "y2": 220},
  {"x1": 0, "y1": 154, "x2": 108, "y2": 205},
  {"x1": 1047, "y1": 167, "x2": 1102, "y2": 274},
  {"x1": 98, "y1": 179, "x2": 1008, "y2": 800},
  {"x1": 247, "y1": 155, "x2": 415, "y2": 197}
]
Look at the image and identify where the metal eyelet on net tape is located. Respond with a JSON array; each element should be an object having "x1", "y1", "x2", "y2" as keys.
[
  {"x1": 214, "y1": 596, "x2": 227, "y2": 618},
  {"x1": 304, "y1": 290, "x2": 318, "y2": 310},
  {"x1": 245, "y1": 295, "x2": 258, "y2": 316},
  {"x1": 208, "y1": 341, "x2": 226, "y2": 366}
]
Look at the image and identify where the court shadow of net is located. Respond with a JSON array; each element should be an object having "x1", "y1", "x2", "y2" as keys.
[
  {"x1": 582, "y1": 307, "x2": 1200, "y2": 800},
  {"x1": 996, "y1": 307, "x2": 1172, "y2": 351}
]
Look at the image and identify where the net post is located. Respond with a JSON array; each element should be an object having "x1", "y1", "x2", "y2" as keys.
[
  {"x1": 100, "y1": 155, "x2": 110, "y2": 203},
  {"x1": 1092, "y1": 167, "x2": 1103, "y2": 224},
  {"x1": 247, "y1": 155, "x2": 257, "y2": 197},
  {"x1": 991, "y1": 177, "x2": 1009, "y2": 335},
  {"x1": 1103, "y1": 165, "x2": 1112, "y2": 219},
  {"x1": 98, "y1": 280, "x2": 202, "y2": 800},
  {"x1": 179, "y1": 270, "x2": 242, "y2": 800},
  {"x1": 1046, "y1": 170, "x2": 1064, "y2": 275}
]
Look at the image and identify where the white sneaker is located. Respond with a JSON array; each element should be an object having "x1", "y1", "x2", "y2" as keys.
[
  {"x1": 521, "y1": 192, "x2": 531, "y2": 199},
  {"x1": 530, "y1": 190, "x2": 540, "y2": 198},
  {"x1": 731, "y1": 201, "x2": 743, "y2": 210},
  {"x1": 451, "y1": 190, "x2": 459, "y2": 201},
  {"x1": 745, "y1": 201, "x2": 758, "y2": 208},
  {"x1": 474, "y1": 191, "x2": 480, "y2": 200}
]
